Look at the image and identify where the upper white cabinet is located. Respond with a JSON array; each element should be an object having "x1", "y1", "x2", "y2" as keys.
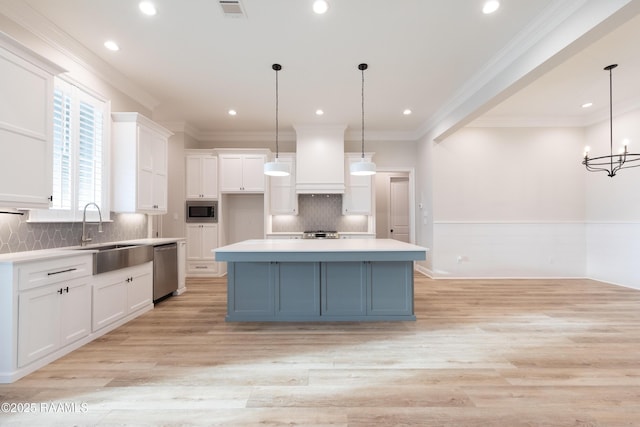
[
  {"x1": 219, "y1": 153, "x2": 265, "y2": 193},
  {"x1": 343, "y1": 154, "x2": 373, "y2": 215},
  {"x1": 269, "y1": 154, "x2": 297, "y2": 215},
  {"x1": 111, "y1": 112, "x2": 173, "y2": 214},
  {"x1": 0, "y1": 34, "x2": 64, "y2": 209},
  {"x1": 186, "y1": 152, "x2": 218, "y2": 199}
]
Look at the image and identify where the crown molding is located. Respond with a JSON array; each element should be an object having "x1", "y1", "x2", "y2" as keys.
[{"x1": 0, "y1": 2, "x2": 159, "y2": 110}]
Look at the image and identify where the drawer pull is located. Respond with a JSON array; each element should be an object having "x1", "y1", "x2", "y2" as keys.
[
  {"x1": 47, "y1": 268, "x2": 77, "y2": 276},
  {"x1": 195, "y1": 266, "x2": 208, "y2": 269}
]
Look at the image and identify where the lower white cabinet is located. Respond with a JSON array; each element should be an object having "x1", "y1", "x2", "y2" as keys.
[
  {"x1": 92, "y1": 262, "x2": 153, "y2": 331},
  {"x1": 18, "y1": 276, "x2": 91, "y2": 367},
  {"x1": 186, "y1": 223, "x2": 219, "y2": 275}
]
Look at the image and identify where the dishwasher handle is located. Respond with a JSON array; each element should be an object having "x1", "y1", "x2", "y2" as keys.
[{"x1": 154, "y1": 243, "x2": 177, "y2": 251}]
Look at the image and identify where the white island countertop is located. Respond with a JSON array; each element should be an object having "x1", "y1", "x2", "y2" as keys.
[{"x1": 214, "y1": 238, "x2": 428, "y2": 262}]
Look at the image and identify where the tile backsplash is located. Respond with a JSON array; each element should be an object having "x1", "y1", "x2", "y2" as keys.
[
  {"x1": 271, "y1": 194, "x2": 368, "y2": 232},
  {"x1": 0, "y1": 212, "x2": 148, "y2": 254}
]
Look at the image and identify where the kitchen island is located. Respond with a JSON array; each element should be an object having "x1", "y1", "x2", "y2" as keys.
[{"x1": 214, "y1": 239, "x2": 427, "y2": 322}]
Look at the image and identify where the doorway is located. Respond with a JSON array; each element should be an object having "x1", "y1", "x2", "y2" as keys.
[{"x1": 375, "y1": 171, "x2": 413, "y2": 242}]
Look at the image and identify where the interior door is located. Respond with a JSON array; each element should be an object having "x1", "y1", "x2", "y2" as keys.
[{"x1": 389, "y1": 177, "x2": 410, "y2": 242}]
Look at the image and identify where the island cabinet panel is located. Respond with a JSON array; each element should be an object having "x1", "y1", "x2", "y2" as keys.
[
  {"x1": 368, "y1": 261, "x2": 413, "y2": 316},
  {"x1": 227, "y1": 262, "x2": 274, "y2": 318},
  {"x1": 321, "y1": 262, "x2": 367, "y2": 316},
  {"x1": 275, "y1": 262, "x2": 320, "y2": 318},
  {"x1": 224, "y1": 260, "x2": 416, "y2": 321}
]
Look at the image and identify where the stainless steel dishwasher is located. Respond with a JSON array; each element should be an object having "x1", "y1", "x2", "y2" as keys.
[{"x1": 153, "y1": 242, "x2": 178, "y2": 302}]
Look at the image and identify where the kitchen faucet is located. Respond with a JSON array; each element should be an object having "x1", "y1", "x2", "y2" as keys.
[{"x1": 81, "y1": 202, "x2": 103, "y2": 246}]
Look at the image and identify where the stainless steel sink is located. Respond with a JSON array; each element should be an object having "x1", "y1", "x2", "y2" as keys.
[{"x1": 75, "y1": 243, "x2": 153, "y2": 274}]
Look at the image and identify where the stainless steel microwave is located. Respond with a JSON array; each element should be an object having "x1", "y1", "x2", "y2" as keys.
[{"x1": 186, "y1": 200, "x2": 218, "y2": 223}]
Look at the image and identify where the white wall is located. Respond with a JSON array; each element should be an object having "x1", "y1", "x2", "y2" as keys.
[
  {"x1": 431, "y1": 127, "x2": 587, "y2": 278},
  {"x1": 584, "y1": 108, "x2": 640, "y2": 288},
  {"x1": 415, "y1": 132, "x2": 434, "y2": 275}
]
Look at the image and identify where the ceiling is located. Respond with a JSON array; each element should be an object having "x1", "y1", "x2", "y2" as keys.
[{"x1": 3, "y1": 0, "x2": 640, "y2": 140}]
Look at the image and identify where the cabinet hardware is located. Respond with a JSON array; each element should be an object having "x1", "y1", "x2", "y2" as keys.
[
  {"x1": 64, "y1": 286, "x2": 69, "y2": 293},
  {"x1": 48, "y1": 195, "x2": 53, "y2": 202},
  {"x1": 195, "y1": 266, "x2": 207, "y2": 269},
  {"x1": 57, "y1": 288, "x2": 63, "y2": 294},
  {"x1": 47, "y1": 268, "x2": 77, "y2": 276}
]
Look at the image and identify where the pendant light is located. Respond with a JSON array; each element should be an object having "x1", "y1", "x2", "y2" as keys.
[
  {"x1": 264, "y1": 63, "x2": 290, "y2": 177},
  {"x1": 351, "y1": 63, "x2": 376, "y2": 176},
  {"x1": 582, "y1": 64, "x2": 640, "y2": 177}
]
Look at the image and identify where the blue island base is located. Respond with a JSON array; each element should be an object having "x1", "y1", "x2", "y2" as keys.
[{"x1": 225, "y1": 260, "x2": 415, "y2": 322}]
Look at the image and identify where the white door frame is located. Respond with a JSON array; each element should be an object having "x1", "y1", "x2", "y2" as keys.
[{"x1": 376, "y1": 167, "x2": 416, "y2": 244}]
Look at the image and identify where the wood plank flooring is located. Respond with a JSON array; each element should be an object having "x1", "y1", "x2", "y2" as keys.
[{"x1": 2, "y1": 275, "x2": 640, "y2": 426}]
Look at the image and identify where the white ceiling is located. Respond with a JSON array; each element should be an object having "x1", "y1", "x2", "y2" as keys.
[{"x1": 3, "y1": 0, "x2": 640, "y2": 140}]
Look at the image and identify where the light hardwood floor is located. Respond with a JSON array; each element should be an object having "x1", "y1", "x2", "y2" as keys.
[{"x1": 2, "y1": 274, "x2": 640, "y2": 426}]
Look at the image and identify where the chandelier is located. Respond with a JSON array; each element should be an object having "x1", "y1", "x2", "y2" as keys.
[{"x1": 582, "y1": 64, "x2": 640, "y2": 177}]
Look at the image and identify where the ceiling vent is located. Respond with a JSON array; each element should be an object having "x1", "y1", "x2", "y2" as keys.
[{"x1": 219, "y1": 0, "x2": 246, "y2": 18}]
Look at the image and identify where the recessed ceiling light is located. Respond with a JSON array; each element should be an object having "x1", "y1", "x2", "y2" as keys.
[
  {"x1": 139, "y1": 1, "x2": 157, "y2": 16},
  {"x1": 313, "y1": 0, "x2": 329, "y2": 14},
  {"x1": 104, "y1": 40, "x2": 120, "y2": 51},
  {"x1": 482, "y1": 0, "x2": 500, "y2": 14},
  {"x1": 403, "y1": 109, "x2": 412, "y2": 115},
  {"x1": 315, "y1": 109, "x2": 324, "y2": 116},
  {"x1": 228, "y1": 109, "x2": 237, "y2": 116},
  {"x1": 581, "y1": 102, "x2": 593, "y2": 108}
]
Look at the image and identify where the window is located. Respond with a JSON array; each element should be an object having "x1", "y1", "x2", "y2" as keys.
[{"x1": 29, "y1": 78, "x2": 109, "y2": 222}]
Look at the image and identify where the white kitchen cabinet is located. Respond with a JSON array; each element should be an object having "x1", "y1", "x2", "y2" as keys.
[
  {"x1": 0, "y1": 34, "x2": 64, "y2": 209},
  {"x1": 269, "y1": 154, "x2": 297, "y2": 215},
  {"x1": 92, "y1": 262, "x2": 153, "y2": 331},
  {"x1": 219, "y1": 154, "x2": 265, "y2": 193},
  {"x1": 186, "y1": 223, "x2": 219, "y2": 275},
  {"x1": 176, "y1": 240, "x2": 187, "y2": 294},
  {"x1": 186, "y1": 153, "x2": 218, "y2": 199},
  {"x1": 0, "y1": 254, "x2": 93, "y2": 373},
  {"x1": 18, "y1": 276, "x2": 91, "y2": 367},
  {"x1": 343, "y1": 154, "x2": 373, "y2": 215},
  {"x1": 111, "y1": 112, "x2": 173, "y2": 214}
]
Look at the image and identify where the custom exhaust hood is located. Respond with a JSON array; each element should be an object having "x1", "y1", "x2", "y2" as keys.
[{"x1": 294, "y1": 124, "x2": 346, "y2": 194}]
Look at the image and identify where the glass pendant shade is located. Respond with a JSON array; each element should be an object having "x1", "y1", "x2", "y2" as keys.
[
  {"x1": 350, "y1": 158, "x2": 376, "y2": 176},
  {"x1": 264, "y1": 159, "x2": 290, "y2": 176}
]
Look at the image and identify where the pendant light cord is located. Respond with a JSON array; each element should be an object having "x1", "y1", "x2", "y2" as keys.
[
  {"x1": 273, "y1": 63, "x2": 281, "y2": 160},
  {"x1": 608, "y1": 65, "x2": 613, "y2": 172},
  {"x1": 359, "y1": 63, "x2": 368, "y2": 160}
]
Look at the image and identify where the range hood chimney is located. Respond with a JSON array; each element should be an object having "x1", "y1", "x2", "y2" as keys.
[{"x1": 294, "y1": 125, "x2": 346, "y2": 194}]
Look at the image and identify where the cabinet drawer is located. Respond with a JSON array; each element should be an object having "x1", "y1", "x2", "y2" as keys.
[
  {"x1": 186, "y1": 261, "x2": 218, "y2": 274},
  {"x1": 18, "y1": 255, "x2": 93, "y2": 291}
]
